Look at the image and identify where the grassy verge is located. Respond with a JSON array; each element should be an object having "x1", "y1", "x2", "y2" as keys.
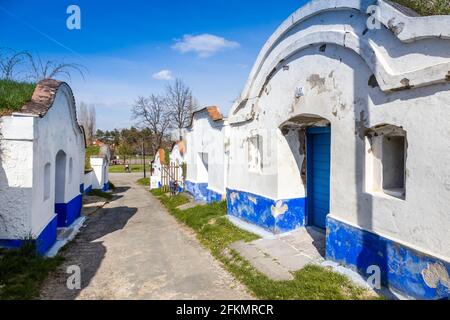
[
  {"x1": 0, "y1": 243, "x2": 63, "y2": 300},
  {"x1": 150, "y1": 189, "x2": 376, "y2": 300},
  {"x1": 0, "y1": 80, "x2": 36, "y2": 116},
  {"x1": 87, "y1": 189, "x2": 113, "y2": 200},
  {"x1": 109, "y1": 164, "x2": 151, "y2": 173},
  {"x1": 137, "y1": 178, "x2": 150, "y2": 186},
  {"x1": 393, "y1": 0, "x2": 450, "y2": 16}
]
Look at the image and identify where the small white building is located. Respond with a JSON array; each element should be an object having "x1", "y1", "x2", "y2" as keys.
[
  {"x1": 224, "y1": 0, "x2": 450, "y2": 299},
  {"x1": 0, "y1": 79, "x2": 85, "y2": 255},
  {"x1": 185, "y1": 106, "x2": 229, "y2": 203},
  {"x1": 90, "y1": 142, "x2": 111, "y2": 191},
  {"x1": 150, "y1": 148, "x2": 166, "y2": 189},
  {"x1": 169, "y1": 141, "x2": 186, "y2": 183}
]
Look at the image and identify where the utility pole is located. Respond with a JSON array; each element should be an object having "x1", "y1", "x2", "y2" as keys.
[{"x1": 142, "y1": 138, "x2": 147, "y2": 179}]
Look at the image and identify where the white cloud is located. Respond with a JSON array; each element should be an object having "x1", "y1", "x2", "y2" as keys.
[
  {"x1": 152, "y1": 69, "x2": 173, "y2": 80},
  {"x1": 172, "y1": 34, "x2": 240, "y2": 58}
]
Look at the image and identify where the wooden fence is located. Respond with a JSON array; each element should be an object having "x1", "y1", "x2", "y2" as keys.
[{"x1": 160, "y1": 164, "x2": 182, "y2": 192}]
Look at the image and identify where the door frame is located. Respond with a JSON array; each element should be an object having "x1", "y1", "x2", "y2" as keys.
[{"x1": 306, "y1": 126, "x2": 331, "y2": 229}]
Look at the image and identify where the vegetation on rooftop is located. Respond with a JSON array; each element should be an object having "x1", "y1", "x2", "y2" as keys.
[
  {"x1": 393, "y1": 0, "x2": 450, "y2": 15},
  {"x1": 0, "y1": 80, "x2": 36, "y2": 115},
  {"x1": 85, "y1": 145, "x2": 100, "y2": 170}
]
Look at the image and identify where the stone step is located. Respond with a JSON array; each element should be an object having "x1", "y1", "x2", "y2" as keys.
[{"x1": 229, "y1": 241, "x2": 294, "y2": 281}]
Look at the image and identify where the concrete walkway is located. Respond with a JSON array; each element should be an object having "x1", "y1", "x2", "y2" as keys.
[
  {"x1": 230, "y1": 227, "x2": 326, "y2": 281},
  {"x1": 40, "y1": 173, "x2": 252, "y2": 300}
]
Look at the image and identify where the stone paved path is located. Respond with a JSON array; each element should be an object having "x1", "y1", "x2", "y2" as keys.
[
  {"x1": 230, "y1": 227, "x2": 326, "y2": 281},
  {"x1": 40, "y1": 173, "x2": 252, "y2": 300}
]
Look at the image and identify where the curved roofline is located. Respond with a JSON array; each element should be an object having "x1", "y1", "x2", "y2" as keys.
[
  {"x1": 14, "y1": 79, "x2": 84, "y2": 137},
  {"x1": 229, "y1": 0, "x2": 450, "y2": 124},
  {"x1": 189, "y1": 106, "x2": 224, "y2": 127}
]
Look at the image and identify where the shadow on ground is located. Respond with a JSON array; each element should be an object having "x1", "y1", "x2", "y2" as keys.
[{"x1": 40, "y1": 195, "x2": 137, "y2": 299}]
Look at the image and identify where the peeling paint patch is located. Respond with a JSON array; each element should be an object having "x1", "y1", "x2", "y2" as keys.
[
  {"x1": 271, "y1": 201, "x2": 288, "y2": 218},
  {"x1": 185, "y1": 180, "x2": 222, "y2": 204},
  {"x1": 326, "y1": 216, "x2": 450, "y2": 300},
  {"x1": 387, "y1": 18, "x2": 405, "y2": 36},
  {"x1": 307, "y1": 74, "x2": 328, "y2": 94},
  {"x1": 226, "y1": 189, "x2": 305, "y2": 234},
  {"x1": 230, "y1": 192, "x2": 239, "y2": 205},
  {"x1": 368, "y1": 75, "x2": 379, "y2": 88},
  {"x1": 248, "y1": 196, "x2": 257, "y2": 205},
  {"x1": 422, "y1": 263, "x2": 450, "y2": 289}
]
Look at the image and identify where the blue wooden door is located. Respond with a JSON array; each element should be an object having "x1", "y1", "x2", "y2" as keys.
[{"x1": 306, "y1": 127, "x2": 331, "y2": 229}]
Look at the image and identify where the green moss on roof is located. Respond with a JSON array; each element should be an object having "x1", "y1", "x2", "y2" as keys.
[
  {"x1": 85, "y1": 145, "x2": 101, "y2": 170},
  {"x1": 393, "y1": 0, "x2": 450, "y2": 16},
  {"x1": 0, "y1": 80, "x2": 36, "y2": 116}
]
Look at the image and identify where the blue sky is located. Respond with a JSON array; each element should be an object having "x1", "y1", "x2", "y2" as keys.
[{"x1": 0, "y1": 0, "x2": 308, "y2": 130}]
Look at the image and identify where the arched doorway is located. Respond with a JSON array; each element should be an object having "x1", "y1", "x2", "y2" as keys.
[
  {"x1": 55, "y1": 150, "x2": 67, "y2": 205},
  {"x1": 306, "y1": 126, "x2": 331, "y2": 229},
  {"x1": 281, "y1": 115, "x2": 331, "y2": 230}
]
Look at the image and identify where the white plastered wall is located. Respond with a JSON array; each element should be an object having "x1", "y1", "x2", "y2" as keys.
[
  {"x1": 227, "y1": 1, "x2": 450, "y2": 259},
  {"x1": 31, "y1": 86, "x2": 85, "y2": 236},
  {"x1": 185, "y1": 110, "x2": 228, "y2": 194},
  {"x1": 0, "y1": 85, "x2": 85, "y2": 239}
]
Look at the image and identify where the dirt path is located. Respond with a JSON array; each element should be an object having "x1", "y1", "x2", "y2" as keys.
[{"x1": 40, "y1": 173, "x2": 252, "y2": 300}]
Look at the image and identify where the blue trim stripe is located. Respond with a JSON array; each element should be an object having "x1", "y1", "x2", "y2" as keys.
[
  {"x1": 326, "y1": 216, "x2": 450, "y2": 300},
  {"x1": 55, "y1": 194, "x2": 83, "y2": 227},
  {"x1": 102, "y1": 182, "x2": 110, "y2": 192},
  {"x1": 185, "y1": 180, "x2": 222, "y2": 204},
  {"x1": 0, "y1": 215, "x2": 57, "y2": 256},
  {"x1": 226, "y1": 188, "x2": 306, "y2": 234}
]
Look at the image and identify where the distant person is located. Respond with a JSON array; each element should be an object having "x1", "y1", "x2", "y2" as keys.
[{"x1": 125, "y1": 163, "x2": 130, "y2": 173}]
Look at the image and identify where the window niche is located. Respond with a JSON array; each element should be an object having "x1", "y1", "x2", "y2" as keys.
[
  {"x1": 365, "y1": 125, "x2": 407, "y2": 200},
  {"x1": 248, "y1": 134, "x2": 263, "y2": 174},
  {"x1": 44, "y1": 163, "x2": 51, "y2": 201}
]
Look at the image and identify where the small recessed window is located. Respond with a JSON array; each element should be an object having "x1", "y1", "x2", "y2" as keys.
[
  {"x1": 248, "y1": 135, "x2": 263, "y2": 173},
  {"x1": 44, "y1": 163, "x2": 51, "y2": 201},
  {"x1": 366, "y1": 126, "x2": 406, "y2": 199},
  {"x1": 68, "y1": 158, "x2": 73, "y2": 184}
]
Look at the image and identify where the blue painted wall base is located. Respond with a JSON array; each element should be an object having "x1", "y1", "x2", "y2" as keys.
[
  {"x1": 102, "y1": 182, "x2": 110, "y2": 192},
  {"x1": 0, "y1": 215, "x2": 57, "y2": 255},
  {"x1": 185, "y1": 180, "x2": 222, "y2": 203},
  {"x1": 55, "y1": 194, "x2": 83, "y2": 228},
  {"x1": 326, "y1": 216, "x2": 450, "y2": 300},
  {"x1": 226, "y1": 188, "x2": 306, "y2": 234}
]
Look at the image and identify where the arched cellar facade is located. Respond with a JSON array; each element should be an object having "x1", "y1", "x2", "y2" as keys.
[{"x1": 226, "y1": 0, "x2": 450, "y2": 299}]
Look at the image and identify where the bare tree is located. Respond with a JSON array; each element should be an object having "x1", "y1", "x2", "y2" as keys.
[
  {"x1": 132, "y1": 95, "x2": 172, "y2": 153},
  {"x1": 24, "y1": 52, "x2": 86, "y2": 82},
  {"x1": 77, "y1": 102, "x2": 96, "y2": 145},
  {"x1": 165, "y1": 79, "x2": 196, "y2": 139},
  {"x1": 0, "y1": 49, "x2": 28, "y2": 80}
]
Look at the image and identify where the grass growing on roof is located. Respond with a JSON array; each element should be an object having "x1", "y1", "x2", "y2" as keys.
[
  {"x1": 0, "y1": 80, "x2": 36, "y2": 115},
  {"x1": 393, "y1": 0, "x2": 450, "y2": 15},
  {"x1": 85, "y1": 145, "x2": 100, "y2": 170},
  {"x1": 150, "y1": 189, "x2": 377, "y2": 300},
  {"x1": 0, "y1": 241, "x2": 63, "y2": 300}
]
